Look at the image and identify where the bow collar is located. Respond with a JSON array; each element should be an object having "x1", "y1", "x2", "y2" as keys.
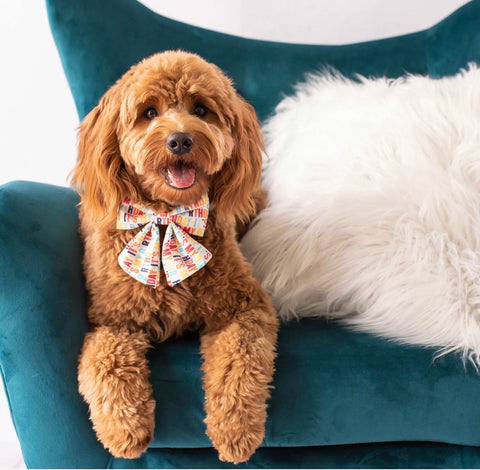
[{"x1": 117, "y1": 194, "x2": 212, "y2": 287}]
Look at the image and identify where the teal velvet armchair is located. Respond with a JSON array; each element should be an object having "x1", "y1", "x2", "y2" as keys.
[{"x1": 3, "y1": 1, "x2": 480, "y2": 467}]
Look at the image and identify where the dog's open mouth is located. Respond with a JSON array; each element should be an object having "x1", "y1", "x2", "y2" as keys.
[{"x1": 162, "y1": 161, "x2": 196, "y2": 190}]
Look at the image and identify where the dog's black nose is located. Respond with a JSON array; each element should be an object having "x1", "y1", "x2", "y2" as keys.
[{"x1": 166, "y1": 132, "x2": 194, "y2": 156}]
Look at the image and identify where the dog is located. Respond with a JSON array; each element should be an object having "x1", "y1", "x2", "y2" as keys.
[
  {"x1": 71, "y1": 50, "x2": 278, "y2": 464},
  {"x1": 241, "y1": 66, "x2": 480, "y2": 367}
]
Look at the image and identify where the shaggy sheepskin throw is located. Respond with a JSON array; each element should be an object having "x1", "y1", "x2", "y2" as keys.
[{"x1": 241, "y1": 66, "x2": 480, "y2": 364}]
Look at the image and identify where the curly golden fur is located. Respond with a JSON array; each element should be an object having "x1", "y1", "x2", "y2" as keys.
[{"x1": 71, "y1": 50, "x2": 278, "y2": 464}]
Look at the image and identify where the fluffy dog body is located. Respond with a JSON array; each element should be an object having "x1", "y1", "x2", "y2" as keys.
[
  {"x1": 241, "y1": 66, "x2": 480, "y2": 364},
  {"x1": 72, "y1": 51, "x2": 278, "y2": 463}
]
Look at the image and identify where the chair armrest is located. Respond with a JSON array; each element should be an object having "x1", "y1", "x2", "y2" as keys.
[{"x1": 0, "y1": 181, "x2": 110, "y2": 468}]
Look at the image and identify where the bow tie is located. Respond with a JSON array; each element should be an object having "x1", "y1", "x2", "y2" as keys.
[{"x1": 116, "y1": 194, "x2": 212, "y2": 288}]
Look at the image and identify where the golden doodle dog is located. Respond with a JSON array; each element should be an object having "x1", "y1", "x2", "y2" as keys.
[{"x1": 71, "y1": 50, "x2": 278, "y2": 464}]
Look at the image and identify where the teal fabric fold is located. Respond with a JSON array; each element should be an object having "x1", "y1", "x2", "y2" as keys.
[{"x1": 110, "y1": 443, "x2": 480, "y2": 469}]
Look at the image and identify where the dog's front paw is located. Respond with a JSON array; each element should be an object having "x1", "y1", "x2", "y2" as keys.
[
  {"x1": 99, "y1": 413, "x2": 155, "y2": 459},
  {"x1": 207, "y1": 420, "x2": 264, "y2": 464},
  {"x1": 87, "y1": 391, "x2": 156, "y2": 459},
  {"x1": 78, "y1": 326, "x2": 156, "y2": 459}
]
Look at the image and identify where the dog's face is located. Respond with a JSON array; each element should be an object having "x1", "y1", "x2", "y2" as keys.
[
  {"x1": 116, "y1": 53, "x2": 238, "y2": 208},
  {"x1": 73, "y1": 51, "x2": 263, "y2": 223}
]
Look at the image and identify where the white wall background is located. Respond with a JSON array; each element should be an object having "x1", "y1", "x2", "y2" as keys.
[{"x1": 0, "y1": 0, "x2": 470, "y2": 467}]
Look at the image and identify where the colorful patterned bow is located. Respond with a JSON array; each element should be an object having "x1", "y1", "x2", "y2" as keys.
[{"x1": 117, "y1": 195, "x2": 212, "y2": 287}]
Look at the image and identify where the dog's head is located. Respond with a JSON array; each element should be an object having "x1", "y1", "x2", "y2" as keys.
[{"x1": 72, "y1": 51, "x2": 264, "y2": 224}]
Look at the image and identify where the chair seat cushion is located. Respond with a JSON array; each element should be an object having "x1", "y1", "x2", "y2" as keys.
[
  {"x1": 111, "y1": 443, "x2": 480, "y2": 469},
  {"x1": 1, "y1": 181, "x2": 480, "y2": 469},
  {"x1": 149, "y1": 321, "x2": 480, "y2": 450}
]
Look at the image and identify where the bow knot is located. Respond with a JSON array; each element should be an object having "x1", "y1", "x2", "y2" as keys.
[{"x1": 117, "y1": 195, "x2": 212, "y2": 287}]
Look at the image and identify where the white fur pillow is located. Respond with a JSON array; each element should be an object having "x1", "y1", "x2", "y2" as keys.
[{"x1": 241, "y1": 66, "x2": 480, "y2": 364}]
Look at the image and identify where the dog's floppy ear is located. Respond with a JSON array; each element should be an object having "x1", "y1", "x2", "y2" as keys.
[
  {"x1": 212, "y1": 95, "x2": 264, "y2": 223},
  {"x1": 70, "y1": 84, "x2": 138, "y2": 224}
]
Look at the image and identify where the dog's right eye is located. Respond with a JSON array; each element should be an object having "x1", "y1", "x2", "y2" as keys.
[
  {"x1": 193, "y1": 103, "x2": 208, "y2": 118},
  {"x1": 143, "y1": 107, "x2": 158, "y2": 120}
]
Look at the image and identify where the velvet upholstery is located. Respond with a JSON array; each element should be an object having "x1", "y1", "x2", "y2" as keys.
[
  {"x1": 1, "y1": 0, "x2": 480, "y2": 467},
  {"x1": 110, "y1": 443, "x2": 480, "y2": 469},
  {"x1": 3, "y1": 181, "x2": 480, "y2": 468},
  {"x1": 45, "y1": 0, "x2": 480, "y2": 122}
]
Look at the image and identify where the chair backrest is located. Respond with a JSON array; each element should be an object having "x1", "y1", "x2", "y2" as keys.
[{"x1": 46, "y1": 0, "x2": 480, "y2": 122}]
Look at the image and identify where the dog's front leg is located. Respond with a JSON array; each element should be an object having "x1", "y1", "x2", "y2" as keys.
[
  {"x1": 78, "y1": 325, "x2": 155, "y2": 459},
  {"x1": 200, "y1": 291, "x2": 278, "y2": 464}
]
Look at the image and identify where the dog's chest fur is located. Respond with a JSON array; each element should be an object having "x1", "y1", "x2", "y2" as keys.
[{"x1": 80, "y1": 209, "x2": 240, "y2": 342}]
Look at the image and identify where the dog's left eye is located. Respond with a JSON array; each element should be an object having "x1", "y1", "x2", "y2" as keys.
[
  {"x1": 143, "y1": 107, "x2": 158, "y2": 120},
  {"x1": 193, "y1": 103, "x2": 208, "y2": 117}
]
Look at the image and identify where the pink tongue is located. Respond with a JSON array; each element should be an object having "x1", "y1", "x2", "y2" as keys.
[{"x1": 167, "y1": 164, "x2": 196, "y2": 189}]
